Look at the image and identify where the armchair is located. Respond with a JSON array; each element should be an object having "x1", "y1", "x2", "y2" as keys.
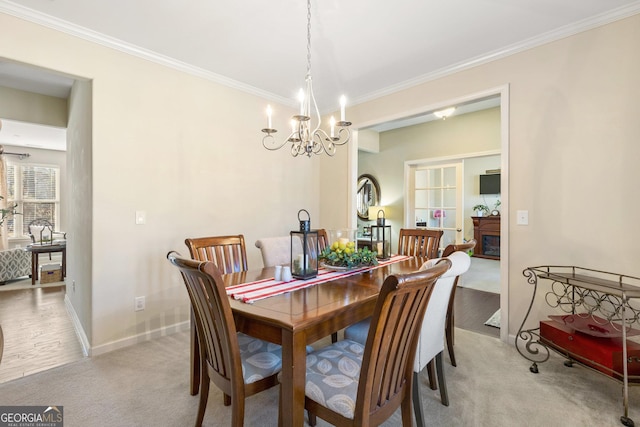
[
  {"x1": 28, "y1": 219, "x2": 66, "y2": 246},
  {"x1": 26, "y1": 219, "x2": 67, "y2": 285}
]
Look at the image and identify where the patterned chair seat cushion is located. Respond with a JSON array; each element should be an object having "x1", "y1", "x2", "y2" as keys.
[
  {"x1": 304, "y1": 339, "x2": 365, "y2": 420},
  {"x1": 237, "y1": 332, "x2": 283, "y2": 384}
]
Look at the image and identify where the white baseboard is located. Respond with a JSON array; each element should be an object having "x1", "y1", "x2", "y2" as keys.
[
  {"x1": 64, "y1": 294, "x2": 90, "y2": 357},
  {"x1": 63, "y1": 295, "x2": 190, "y2": 357},
  {"x1": 90, "y1": 319, "x2": 191, "y2": 356}
]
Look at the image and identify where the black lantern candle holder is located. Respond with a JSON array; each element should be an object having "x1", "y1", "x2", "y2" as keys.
[
  {"x1": 291, "y1": 209, "x2": 319, "y2": 279},
  {"x1": 370, "y1": 208, "x2": 391, "y2": 260}
]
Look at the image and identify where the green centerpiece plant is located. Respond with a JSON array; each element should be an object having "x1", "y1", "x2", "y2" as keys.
[{"x1": 319, "y1": 239, "x2": 378, "y2": 269}]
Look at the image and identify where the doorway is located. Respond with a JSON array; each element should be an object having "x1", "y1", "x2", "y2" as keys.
[
  {"x1": 405, "y1": 152, "x2": 502, "y2": 338},
  {"x1": 0, "y1": 60, "x2": 90, "y2": 380},
  {"x1": 353, "y1": 85, "x2": 509, "y2": 342}
]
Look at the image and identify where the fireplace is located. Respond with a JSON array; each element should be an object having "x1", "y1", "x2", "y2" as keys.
[{"x1": 472, "y1": 216, "x2": 500, "y2": 260}]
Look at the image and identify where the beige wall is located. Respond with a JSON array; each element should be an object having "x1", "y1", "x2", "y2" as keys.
[
  {"x1": 1, "y1": 10, "x2": 639, "y2": 351},
  {"x1": 358, "y1": 107, "x2": 501, "y2": 250},
  {"x1": 66, "y1": 79, "x2": 92, "y2": 349},
  {"x1": 464, "y1": 155, "x2": 501, "y2": 238},
  {"x1": 0, "y1": 86, "x2": 67, "y2": 127},
  {"x1": 333, "y1": 14, "x2": 640, "y2": 338},
  {"x1": 1, "y1": 12, "x2": 320, "y2": 353}
]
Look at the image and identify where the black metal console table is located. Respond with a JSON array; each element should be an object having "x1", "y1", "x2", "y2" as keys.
[{"x1": 516, "y1": 266, "x2": 640, "y2": 427}]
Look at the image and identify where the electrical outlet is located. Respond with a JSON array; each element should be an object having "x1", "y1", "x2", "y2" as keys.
[
  {"x1": 135, "y1": 296, "x2": 145, "y2": 311},
  {"x1": 72, "y1": 280, "x2": 76, "y2": 292}
]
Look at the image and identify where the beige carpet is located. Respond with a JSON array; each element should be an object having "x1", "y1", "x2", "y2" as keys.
[{"x1": 0, "y1": 328, "x2": 637, "y2": 426}]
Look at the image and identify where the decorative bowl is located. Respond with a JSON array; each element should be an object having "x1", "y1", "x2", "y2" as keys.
[{"x1": 319, "y1": 238, "x2": 378, "y2": 270}]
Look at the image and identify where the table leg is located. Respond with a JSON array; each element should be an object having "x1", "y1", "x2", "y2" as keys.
[
  {"x1": 31, "y1": 252, "x2": 37, "y2": 285},
  {"x1": 279, "y1": 330, "x2": 307, "y2": 427},
  {"x1": 62, "y1": 248, "x2": 67, "y2": 278}
]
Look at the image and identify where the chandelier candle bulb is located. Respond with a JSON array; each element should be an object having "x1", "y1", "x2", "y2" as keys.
[
  {"x1": 260, "y1": 0, "x2": 351, "y2": 157},
  {"x1": 267, "y1": 105, "x2": 272, "y2": 129},
  {"x1": 299, "y1": 89, "x2": 305, "y2": 115}
]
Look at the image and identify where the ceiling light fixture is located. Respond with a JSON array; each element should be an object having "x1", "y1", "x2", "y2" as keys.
[
  {"x1": 433, "y1": 107, "x2": 456, "y2": 120},
  {"x1": 261, "y1": 0, "x2": 351, "y2": 157}
]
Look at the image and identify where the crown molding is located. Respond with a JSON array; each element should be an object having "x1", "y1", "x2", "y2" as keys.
[
  {"x1": 351, "y1": 3, "x2": 640, "y2": 107},
  {"x1": 0, "y1": 1, "x2": 294, "y2": 107},
  {"x1": 2, "y1": 1, "x2": 639, "y2": 110}
]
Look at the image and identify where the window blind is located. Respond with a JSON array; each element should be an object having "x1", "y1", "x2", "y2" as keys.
[{"x1": 6, "y1": 164, "x2": 60, "y2": 237}]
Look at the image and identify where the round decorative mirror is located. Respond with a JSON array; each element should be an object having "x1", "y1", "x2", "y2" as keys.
[{"x1": 356, "y1": 174, "x2": 381, "y2": 220}]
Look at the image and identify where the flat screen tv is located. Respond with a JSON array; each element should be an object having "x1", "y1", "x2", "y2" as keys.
[{"x1": 480, "y1": 174, "x2": 500, "y2": 194}]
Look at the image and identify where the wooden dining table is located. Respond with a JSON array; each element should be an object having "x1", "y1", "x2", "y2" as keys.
[{"x1": 222, "y1": 255, "x2": 428, "y2": 427}]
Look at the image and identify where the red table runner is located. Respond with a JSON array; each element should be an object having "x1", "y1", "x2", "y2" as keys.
[{"x1": 226, "y1": 255, "x2": 411, "y2": 303}]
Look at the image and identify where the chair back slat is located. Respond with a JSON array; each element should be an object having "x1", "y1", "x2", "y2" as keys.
[
  {"x1": 167, "y1": 253, "x2": 244, "y2": 394},
  {"x1": 185, "y1": 235, "x2": 248, "y2": 274},
  {"x1": 355, "y1": 259, "x2": 451, "y2": 425},
  {"x1": 317, "y1": 229, "x2": 329, "y2": 251},
  {"x1": 398, "y1": 228, "x2": 443, "y2": 258}
]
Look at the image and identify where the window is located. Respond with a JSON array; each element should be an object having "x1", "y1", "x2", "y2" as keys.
[{"x1": 6, "y1": 163, "x2": 60, "y2": 238}]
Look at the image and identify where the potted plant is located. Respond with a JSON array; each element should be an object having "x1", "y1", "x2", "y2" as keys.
[
  {"x1": 473, "y1": 204, "x2": 490, "y2": 217},
  {"x1": 0, "y1": 196, "x2": 19, "y2": 231},
  {"x1": 491, "y1": 199, "x2": 502, "y2": 216}
]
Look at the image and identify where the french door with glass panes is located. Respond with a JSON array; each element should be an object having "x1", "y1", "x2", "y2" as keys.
[{"x1": 408, "y1": 162, "x2": 463, "y2": 254}]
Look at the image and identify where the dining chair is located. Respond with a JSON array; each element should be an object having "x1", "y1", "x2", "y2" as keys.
[
  {"x1": 441, "y1": 239, "x2": 477, "y2": 367},
  {"x1": 343, "y1": 252, "x2": 470, "y2": 427},
  {"x1": 185, "y1": 235, "x2": 248, "y2": 274},
  {"x1": 317, "y1": 228, "x2": 329, "y2": 251},
  {"x1": 303, "y1": 259, "x2": 451, "y2": 427},
  {"x1": 185, "y1": 234, "x2": 248, "y2": 397},
  {"x1": 167, "y1": 252, "x2": 282, "y2": 427},
  {"x1": 255, "y1": 236, "x2": 303, "y2": 268},
  {"x1": 397, "y1": 228, "x2": 443, "y2": 258}
]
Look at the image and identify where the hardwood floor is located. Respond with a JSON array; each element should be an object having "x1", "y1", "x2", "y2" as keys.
[
  {"x1": 453, "y1": 286, "x2": 500, "y2": 338},
  {"x1": 0, "y1": 284, "x2": 85, "y2": 384}
]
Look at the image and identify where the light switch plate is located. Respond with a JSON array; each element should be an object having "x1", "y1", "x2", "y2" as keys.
[{"x1": 516, "y1": 210, "x2": 528, "y2": 225}]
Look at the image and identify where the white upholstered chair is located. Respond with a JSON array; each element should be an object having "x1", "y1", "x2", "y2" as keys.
[
  {"x1": 254, "y1": 236, "x2": 303, "y2": 268},
  {"x1": 344, "y1": 251, "x2": 471, "y2": 427}
]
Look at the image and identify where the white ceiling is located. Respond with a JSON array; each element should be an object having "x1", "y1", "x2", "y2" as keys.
[{"x1": 1, "y1": 0, "x2": 639, "y2": 148}]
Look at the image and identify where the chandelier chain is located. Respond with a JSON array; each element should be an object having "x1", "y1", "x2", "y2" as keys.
[
  {"x1": 260, "y1": 0, "x2": 351, "y2": 157},
  {"x1": 306, "y1": 0, "x2": 312, "y2": 78}
]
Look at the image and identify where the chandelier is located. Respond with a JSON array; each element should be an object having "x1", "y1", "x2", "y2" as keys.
[{"x1": 261, "y1": 0, "x2": 351, "y2": 157}]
